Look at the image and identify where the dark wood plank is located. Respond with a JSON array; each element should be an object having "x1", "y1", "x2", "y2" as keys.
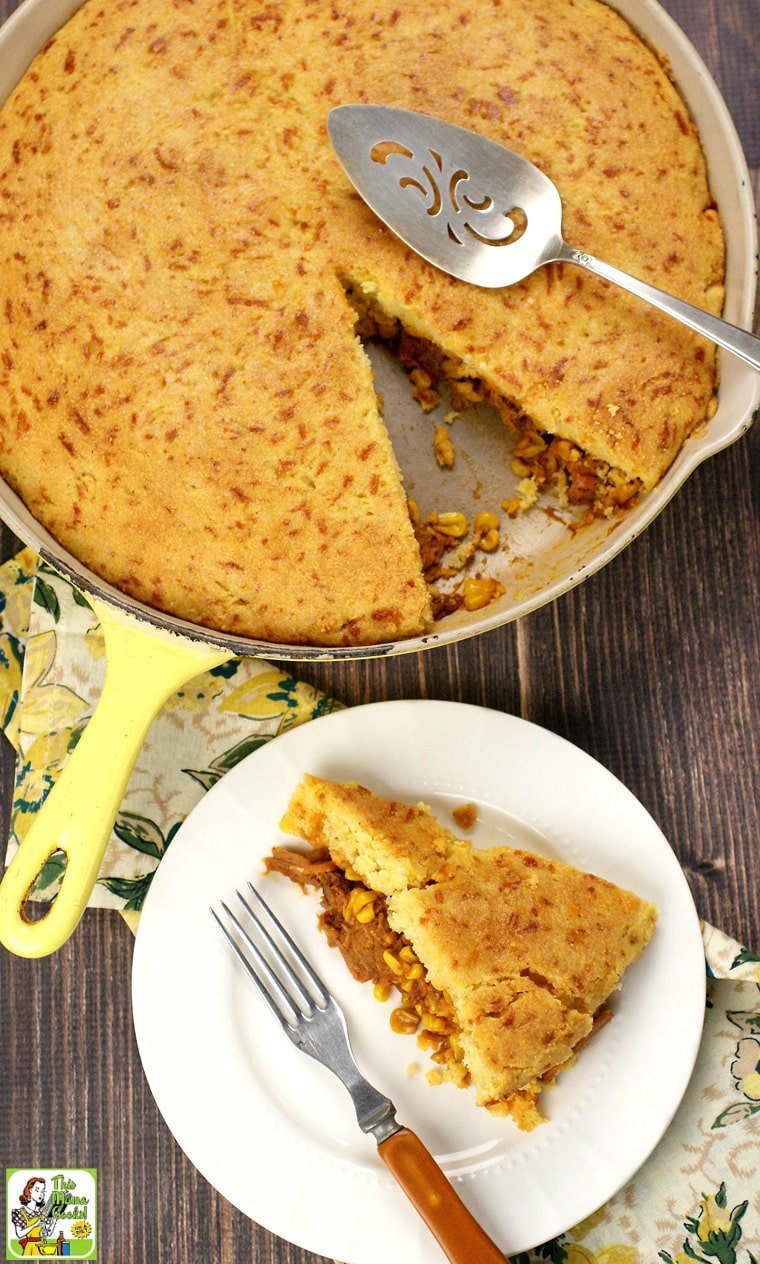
[{"x1": 0, "y1": 1, "x2": 757, "y2": 1262}]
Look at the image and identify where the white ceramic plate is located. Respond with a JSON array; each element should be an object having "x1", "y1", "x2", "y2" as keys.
[{"x1": 131, "y1": 700, "x2": 706, "y2": 1261}]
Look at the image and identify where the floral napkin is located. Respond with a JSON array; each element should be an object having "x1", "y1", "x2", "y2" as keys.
[
  {"x1": 0, "y1": 547, "x2": 340, "y2": 920},
  {"x1": 1, "y1": 551, "x2": 758, "y2": 1264}
]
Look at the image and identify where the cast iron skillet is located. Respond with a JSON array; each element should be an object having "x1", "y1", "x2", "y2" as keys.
[{"x1": 0, "y1": 0, "x2": 756, "y2": 956}]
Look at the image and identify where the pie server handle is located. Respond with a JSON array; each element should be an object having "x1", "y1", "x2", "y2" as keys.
[
  {"x1": 0, "y1": 599, "x2": 233, "y2": 957},
  {"x1": 378, "y1": 1126, "x2": 510, "y2": 1263}
]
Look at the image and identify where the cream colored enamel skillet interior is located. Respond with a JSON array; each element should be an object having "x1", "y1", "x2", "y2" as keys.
[{"x1": 0, "y1": 0, "x2": 757, "y2": 957}]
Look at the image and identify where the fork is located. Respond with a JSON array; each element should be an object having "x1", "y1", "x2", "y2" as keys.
[{"x1": 212, "y1": 883, "x2": 511, "y2": 1264}]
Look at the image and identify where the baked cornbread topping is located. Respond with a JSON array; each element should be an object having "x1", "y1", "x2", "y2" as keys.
[
  {"x1": 269, "y1": 775, "x2": 659, "y2": 1129},
  {"x1": 0, "y1": 0, "x2": 724, "y2": 644},
  {"x1": 346, "y1": 291, "x2": 646, "y2": 522}
]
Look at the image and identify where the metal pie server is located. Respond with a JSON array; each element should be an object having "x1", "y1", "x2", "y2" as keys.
[{"x1": 327, "y1": 104, "x2": 760, "y2": 372}]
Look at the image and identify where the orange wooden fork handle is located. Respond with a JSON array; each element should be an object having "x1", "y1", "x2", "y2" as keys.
[{"x1": 378, "y1": 1127, "x2": 510, "y2": 1264}]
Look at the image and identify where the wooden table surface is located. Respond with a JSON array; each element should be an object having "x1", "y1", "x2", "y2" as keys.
[{"x1": 0, "y1": 1, "x2": 757, "y2": 1261}]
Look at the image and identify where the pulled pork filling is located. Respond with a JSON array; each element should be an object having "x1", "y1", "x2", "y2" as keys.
[
  {"x1": 265, "y1": 845, "x2": 466, "y2": 1081},
  {"x1": 344, "y1": 280, "x2": 643, "y2": 524},
  {"x1": 411, "y1": 509, "x2": 505, "y2": 621},
  {"x1": 265, "y1": 844, "x2": 611, "y2": 1126},
  {"x1": 340, "y1": 278, "x2": 644, "y2": 624}
]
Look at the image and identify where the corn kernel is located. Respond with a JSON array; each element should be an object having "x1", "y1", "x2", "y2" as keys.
[
  {"x1": 555, "y1": 438, "x2": 581, "y2": 463},
  {"x1": 343, "y1": 886, "x2": 377, "y2": 922},
  {"x1": 405, "y1": 962, "x2": 425, "y2": 980},
  {"x1": 390, "y1": 1007, "x2": 420, "y2": 1035},
  {"x1": 441, "y1": 354, "x2": 464, "y2": 377},
  {"x1": 434, "y1": 511, "x2": 468, "y2": 538},
  {"x1": 373, "y1": 981, "x2": 391, "y2": 1003},
  {"x1": 433, "y1": 425, "x2": 455, "y2": 469},
  {"x1": 420, "y1": 1012, "x2": 451, "y2": 1034},
  {"x1": 513, "y1": 432, "x2": 547, "y2": 460},
  {"x1": 479, "y1": 529, "x2": 500, "y2": 552},
  {"x1": 407, "y1": 498, "x2": 421, "y2": 527},
  {"x1": 409, "y1": 367, "x2": 440, "y2": 412},
  {"x1": 463, "y1": 576, "x2": 505, "y2": 611},
  {"x1": 399, "y1": 946, "x2": 418, "y2": 963},
  {"x1": 382, "y1": 949, "x2": 404, "y2": 975},
  {"x1": 452, "y1": 378, "x2": 485, "y2": 403}
]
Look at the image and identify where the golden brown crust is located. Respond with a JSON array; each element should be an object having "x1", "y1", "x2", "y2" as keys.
[
  {"x1": 388, "y1": 845, "x2": 657, "y2": 1105},
  {"x1": 279, "y1": 776, "x2": 658, "y2": 1114},
  {"x1": 0, "y1": 0, "x2": 723, "y2": 642},
  {"x1": 280, "y1": 774, "x2": 458, "y2": 893},
  {"x1": 389, "y1": 846, "x2": 658, "y2": 1017},
  {"x1": 454, "y1": 979, "x2": 593, "y2": 1109}
]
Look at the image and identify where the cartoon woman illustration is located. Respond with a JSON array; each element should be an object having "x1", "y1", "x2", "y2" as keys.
[{"x1": 10, "y1": 1178, "x2": 58, "y2": 1256}]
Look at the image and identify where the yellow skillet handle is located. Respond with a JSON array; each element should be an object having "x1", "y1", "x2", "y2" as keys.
[
  {"x1": 378, "y1": 1127, "x2": 510, "y2": 1264},
  {"x1": 0, "y1": 599, "x2": 234, "y2": 957}
]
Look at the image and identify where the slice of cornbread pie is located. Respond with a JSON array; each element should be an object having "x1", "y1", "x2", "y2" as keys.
[{"x1": 269, "y1": 774, "x2": 658, "y2": 1129}]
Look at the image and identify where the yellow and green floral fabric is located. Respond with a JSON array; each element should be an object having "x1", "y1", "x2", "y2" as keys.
[
  {"x1": 0, "y1": 547, "x2": 340, "y2": 911},
  {"x1": 1, "y1": 551, "x2": 758, "y2": 1264}
]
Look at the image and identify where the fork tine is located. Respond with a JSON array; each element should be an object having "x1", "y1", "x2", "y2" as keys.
[
  {"x1": 234, "y1": 886, "x2": 320, "y2": 1015},
  {"x1": 211, "y1": 900, "x2": 303, "y2": 1027},
  {"x1": 243, "y1": 882, "x2": 330, "y2": 1007},
  {"x1": 214, "y1": 881, "x2": 510, "y2": 1263},
  {"x1": 212, "y1": 883, "x2": 331, "y2": 1030}
]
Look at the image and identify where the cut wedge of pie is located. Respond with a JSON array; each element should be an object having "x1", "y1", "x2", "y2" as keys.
[{"x1": 268, "y1": 774, "x2": 658, "y2": 1129}]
